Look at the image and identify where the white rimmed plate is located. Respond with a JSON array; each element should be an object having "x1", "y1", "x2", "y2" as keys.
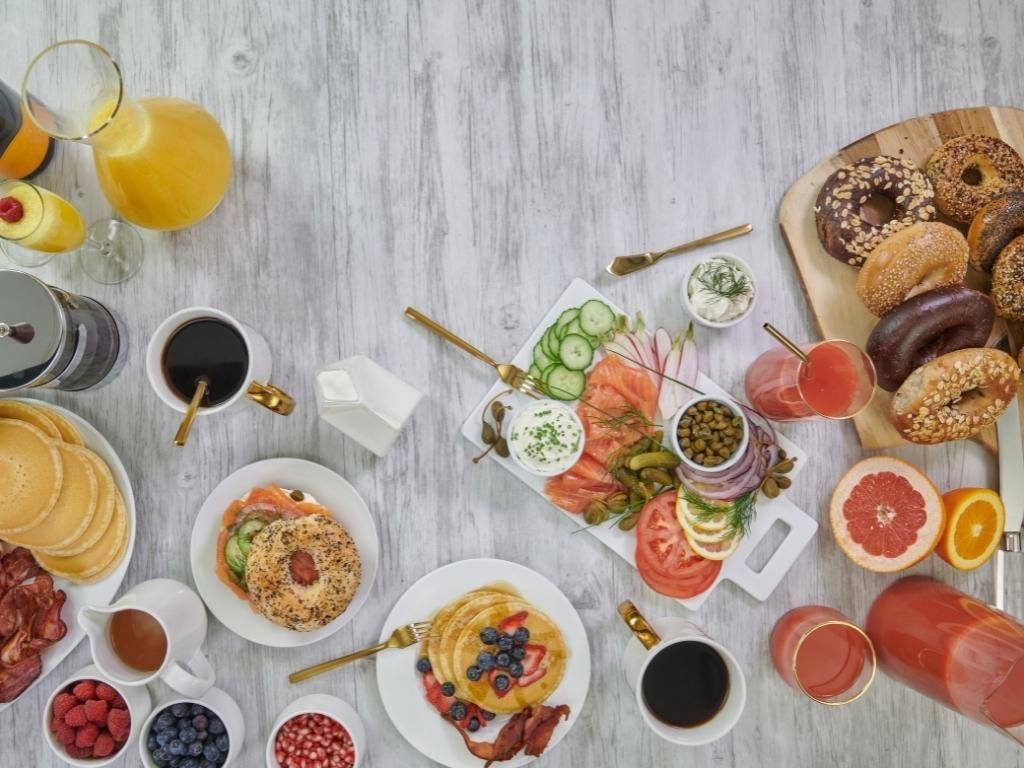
[
  {"x1": 376, "y1": 558, "x2": 590, "y2": 768},
  {"x1": 1, "y1": 398, "x2": 136, "y2": 712},
  {"x1": 189, "y1": 458, "x2": 378, "y2": 648}
]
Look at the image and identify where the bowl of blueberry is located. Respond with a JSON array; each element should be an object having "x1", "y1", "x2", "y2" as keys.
[
  {"x1": 140, "y1": 687, "x2": 244, "y2": 768},
  {"x1": 266, "y1": 693, "x2": 363, "y2": 768}
]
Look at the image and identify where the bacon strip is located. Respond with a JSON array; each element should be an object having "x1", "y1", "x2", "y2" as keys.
[{"x1": 455, "y1": 703, "x2": 571, "y2": 765}]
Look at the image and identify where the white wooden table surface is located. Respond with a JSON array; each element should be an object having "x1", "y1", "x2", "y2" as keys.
[{"x1": 2, "y1": 1, "x2": 1023, "y2": 766}]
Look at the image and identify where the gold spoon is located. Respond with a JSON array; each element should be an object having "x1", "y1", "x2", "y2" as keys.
[
  {"x1": 173, "y1": 378, "x2": 208, "y2": 447},
  {"x1": 606, "y1": 223, "x2": 753, "y2": 277}
]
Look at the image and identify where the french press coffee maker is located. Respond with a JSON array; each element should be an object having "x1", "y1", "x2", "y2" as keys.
[{"x1": 0, "y1": 269, "x2": 124, "y2": 393}]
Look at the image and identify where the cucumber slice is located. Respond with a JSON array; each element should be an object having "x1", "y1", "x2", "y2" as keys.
[
  {"x1": 224, "y1": 535, "x2": 247, "y2": 575},
  {"x1": 237, "y1": 519, "x2": 267, "y2": 541},
  {"x1": 563, "y1": 318, "x2": 584, "y2": 339},
  {"x1": 237, "y1": 536, "x2": 252, "y2": 559},
  {"x1": 555, "y1": 308, "x2": 580, "y2": 337},
  {"x1": 533, "y1": 343, "x2": 554, "y2": 371},
  {"x1": 558, "y1": 334, "x2": 594, "y2": 371},
  {"x1": 545, "y1": 366, "x2": 586, "y2": 400},
  {"x1": 579, "y1": 300, "x2": 614, "y2": 336},
  {"x1": 544, "y1": 326, "x2": 561, "y2": 358},
  {"x1": 529, "y1": 363, "x2": 543, "y2": 381}
]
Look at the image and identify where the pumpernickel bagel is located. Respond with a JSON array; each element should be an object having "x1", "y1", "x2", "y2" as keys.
[
  {"x1": 855, "y1": 222, "x2": 968, "y2": 316},
  {"x1": 814, "y1": 156, "x2": 936, "y2": 267},
  {"x1": 926, "y1": 135, "x2": 1024, "y2": 224},
  {"x1": 246, "y1": 514, "x2": 362, "y2": 632},
  {"x1": 966, "y1": 191, "x2": 1024, "y2": 272},
  {"x1": 992, "y1": 232, "x2": 1024, "y2": 320},
  {"x1": 866, "y1": 286, "x2": 994, "y2": 391},
  {"x1": 891, "y1": 347, "x2": 1019, "y2": 445}
]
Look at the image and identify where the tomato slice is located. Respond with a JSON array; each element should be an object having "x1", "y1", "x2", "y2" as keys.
[{"x1": 635, "y1": 492, "x2": 721, "y2": 598}]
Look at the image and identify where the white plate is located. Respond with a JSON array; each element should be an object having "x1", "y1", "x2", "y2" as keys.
[
  {"x1": 1, "y1": 398, "x2": 136, "y2": 711},
  {"x1": 189, "y1": 458, "x2": 379, "y2": 648},
  {"x1": 460, "y1": 279, "x2": 819, "y2": 610},
  {"x1": 376, "y1": 558, "x2": 590, "y2": 768}
]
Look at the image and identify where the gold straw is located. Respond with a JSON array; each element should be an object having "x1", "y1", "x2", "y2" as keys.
[{"x1": 762, "y1": 323, "x2": 811, "y2": 365}]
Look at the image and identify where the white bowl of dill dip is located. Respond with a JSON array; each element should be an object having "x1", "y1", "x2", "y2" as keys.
[
  {"x1": 681, "y1": 253, "x2": 757, "y2": 328},
  {"x1": 507, "y1": 399, "x2": 586, "y2": 477}
]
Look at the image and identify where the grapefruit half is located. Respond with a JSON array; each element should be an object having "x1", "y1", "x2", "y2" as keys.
[{"x1": 829, "y1": 456, "x2": 945, "y2": 572}]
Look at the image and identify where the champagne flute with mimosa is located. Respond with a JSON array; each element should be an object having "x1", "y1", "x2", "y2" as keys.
[{"x1": 0, "y1": 179, "x2": 85, "y2": 268}]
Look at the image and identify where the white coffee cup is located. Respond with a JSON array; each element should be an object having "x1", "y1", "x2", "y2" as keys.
[
  {"x1": 619, "y1": 601, "x2": 746, "y2": 746},
  {"x1": 79, "y1": 578, "x2": 216, "y2": 698},
  {"x1": 145, "y1": 306, "x2": 294, "y2": 418}
]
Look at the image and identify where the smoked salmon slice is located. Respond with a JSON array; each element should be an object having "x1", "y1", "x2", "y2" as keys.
[{"x1": 545, "y1": 356, "x2": 659, "y2": 514}]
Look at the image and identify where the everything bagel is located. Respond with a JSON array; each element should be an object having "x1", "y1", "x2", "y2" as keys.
[
  {"x1": 246, "y1": 514, "x2": 362, "y2": 632},
  {"x1": 926, "y1": 135, "x2": 1024, "y2": 224},
  {"x1": 967, "y1": 191, "x2": 1024, "y2": 272}
]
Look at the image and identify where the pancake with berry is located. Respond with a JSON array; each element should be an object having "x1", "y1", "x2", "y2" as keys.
[
  {"x1": 423, "y1": 588, "x2": 513, "y2": 686},
  {"x1": 435, "y1": 591, "x2": 521, "y2": 689},
  {"x1": 452, "y1": 600, "x2": 567, "y2": 714}
]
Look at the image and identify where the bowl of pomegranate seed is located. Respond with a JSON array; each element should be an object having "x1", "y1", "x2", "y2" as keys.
[
  {"x1": 266, "y1": 694, "x2": 363, "y2": 768},
  {"x1": 42, "y1": 664, "x2": 151, "y2": 767}
]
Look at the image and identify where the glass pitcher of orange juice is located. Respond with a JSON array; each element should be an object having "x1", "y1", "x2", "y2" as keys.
[{"x1": 21, "y1": 40, "x2": 231, "y2": 232}]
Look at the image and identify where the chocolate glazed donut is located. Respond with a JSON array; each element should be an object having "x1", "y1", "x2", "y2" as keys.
[{"x1": 866, "y1": 285, "x2": 995, "y2": 391}]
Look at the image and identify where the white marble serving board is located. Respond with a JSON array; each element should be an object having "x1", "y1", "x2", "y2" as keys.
[{"x1": 461, "y1": 279, "x2": 818, "y2": 610}]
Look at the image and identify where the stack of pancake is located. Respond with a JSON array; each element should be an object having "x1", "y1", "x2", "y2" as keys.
[
  {"x1": 424, "y1": 586, "x2": 568, "y2": 715},
  {"x1": 0, "y1": 400, "x2": 128, "y2": 584}
]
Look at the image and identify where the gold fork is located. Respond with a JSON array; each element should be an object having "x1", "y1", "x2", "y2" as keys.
[
  {"x1": 288, "y1": 620, "x2": 432, "y2": 683},
  {"x1": 404, "y1": 307, "x2": 545, "y2": 398}
]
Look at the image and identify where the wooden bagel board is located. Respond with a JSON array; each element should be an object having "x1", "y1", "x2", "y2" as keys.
[{"x1": 779, "y1": 106, "x2": 1024, "y2": 452}]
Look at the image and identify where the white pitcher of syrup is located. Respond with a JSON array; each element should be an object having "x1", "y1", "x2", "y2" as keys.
[{"x1": 79, "y1": 578, "x2": 215, "y2": 697}]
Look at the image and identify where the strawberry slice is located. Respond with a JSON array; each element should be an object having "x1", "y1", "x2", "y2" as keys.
[
  {"x1": 521, "y1": 644, "x2": 546, "y2": 676},
  {"x1": 518, "y1": 666, "x2": 548, "y2": 687},
  {"x1": 422, "y1": 672, "x2": 456, "y2": 715},
  {"x1": 498, "y1": 611, "x2": 529, "y2": 634}
]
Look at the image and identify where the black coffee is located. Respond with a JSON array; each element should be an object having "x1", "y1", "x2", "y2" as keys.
[
  {"x1": 161, "y1": 318, "x2": 249, "y2": 406},
  {"x1": 641, "y1": 640, "x2": 729, "y2": 728}
]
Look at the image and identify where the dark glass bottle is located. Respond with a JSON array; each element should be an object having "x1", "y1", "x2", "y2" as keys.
[{"x1": 0, "y1": 78, "x2": 54, "y2": 179}]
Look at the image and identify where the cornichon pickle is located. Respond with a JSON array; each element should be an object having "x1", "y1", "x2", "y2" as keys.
[
  {"x1": 639, "y1": 467, "x2": 675, "y2": 486},
  {"x1": 626, "y1": 451, "x2": 682, "y2": 471}
]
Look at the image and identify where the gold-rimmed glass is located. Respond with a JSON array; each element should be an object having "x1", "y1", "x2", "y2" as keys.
[
  {"x1": 770, "y1": 605, "x2": 876, "y2": 706},
  {"x1": 0, "y1": 179, "x2": 85, "y2": 268}
]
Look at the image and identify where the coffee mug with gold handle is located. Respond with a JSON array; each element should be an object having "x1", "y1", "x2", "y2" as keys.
[
  {"x1": 146, "y1": 307, "x2": 295, "y2": 442},
  {"x1": 619, "y1": 600, "x2": 747, "y2": 746}
]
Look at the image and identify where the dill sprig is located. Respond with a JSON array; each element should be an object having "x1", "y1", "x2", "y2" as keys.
[
  {"x1": 679, "y1": 484, "x2": 757, "y2": 540},
  {"x1": 695, "y1": 260, "x2": 751, "y2": 300}
]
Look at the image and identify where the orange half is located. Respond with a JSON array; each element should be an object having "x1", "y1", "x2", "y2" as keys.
[{"x1": 935, "y1": 488, "x2": 1005, "y2": 571}]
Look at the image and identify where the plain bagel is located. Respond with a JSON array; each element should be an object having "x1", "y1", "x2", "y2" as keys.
[
  {"x1": 246, "y1": 514, "x2": 361, "y2": 632},
  {"x1": 891, "y1": 347, "x2": 1019, "y2": 445},
  {"x1": 866, "y1": 286, "x2": 994, "y2": 391},
  {"x1": 855, "y1": 222, "x2": 968, "y2": 316}
]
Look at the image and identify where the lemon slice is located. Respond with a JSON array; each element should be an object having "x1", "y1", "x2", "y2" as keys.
[{"x1": 684, "y1": 526, "x2": 742, "y2": 560}]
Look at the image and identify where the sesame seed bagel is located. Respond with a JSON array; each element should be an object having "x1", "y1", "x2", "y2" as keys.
[
  {"x1": 856, "y1": 222, "x2": 968, "y2": 316},
  {"x1": 814, "y1": 155, "x2": 936, "y2": 268},
  {"x1": 246, "y1": 514, "x2": 361, "y2": 632},
  {"x1": 992, "y1": 233, "x2": 1024, "y2": 320},
  {"x1": 967, "y1": 192, "x2": 1024, "y2": 272},
  {"x1": 891, "y1": 348, "x2": 1019, "y2": 445},
  {"x1": 926, "y1": 135, "x2": 1024, "y2": 224}
]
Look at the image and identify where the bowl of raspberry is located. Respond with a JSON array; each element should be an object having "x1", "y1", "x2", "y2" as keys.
[
  {"x1": 139, "y1": 686, "x2": 244, "y2": 768},
  {"x1": 266, "y1": 694, "x2": 363, "y2": 768},
  {"x1": 43, "y1": 665, "x2": 152, "y2": 766}
]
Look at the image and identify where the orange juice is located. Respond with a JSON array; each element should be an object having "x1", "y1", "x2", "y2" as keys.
[
  {"x1": 90, "y1": 97, "x2": 231, "y2": 231},
  {"x1": 0, "y1": 180, "x2": 85, "y2": 252}
]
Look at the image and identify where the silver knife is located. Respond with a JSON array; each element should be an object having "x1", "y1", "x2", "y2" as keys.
[{"x1": 995, "y1": 337, "x2": 1023, "y2": 610}]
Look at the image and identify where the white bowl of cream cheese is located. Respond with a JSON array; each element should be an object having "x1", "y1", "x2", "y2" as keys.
[
  {"x1": 681, "y1": 253, "x2": 757, "y2": 329},
  {"x1": 507, "y1": 399, "x2": 586, "y2": 477}
]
